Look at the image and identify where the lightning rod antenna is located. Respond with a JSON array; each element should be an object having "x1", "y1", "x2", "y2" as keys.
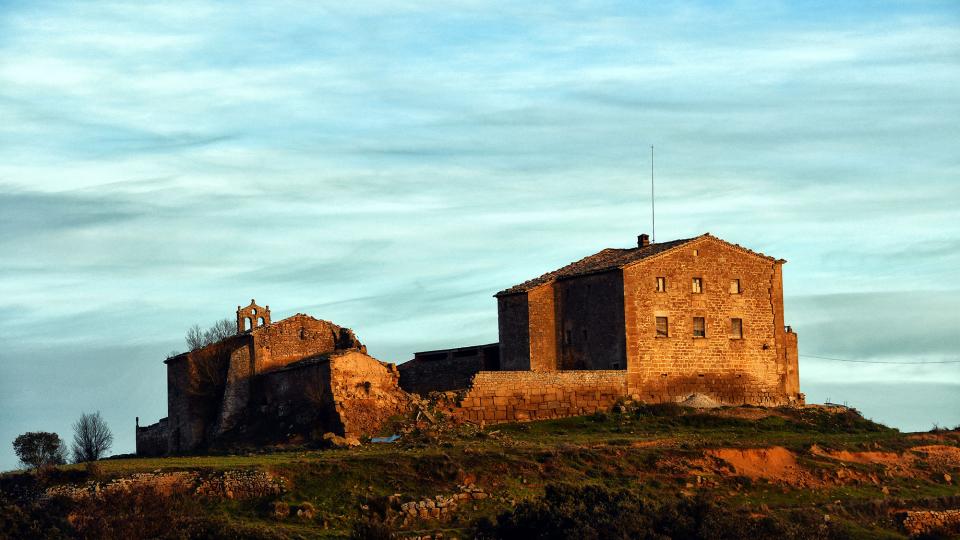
[{"x1": 650, "y1": 145, "x2": 655, "y2": 243}]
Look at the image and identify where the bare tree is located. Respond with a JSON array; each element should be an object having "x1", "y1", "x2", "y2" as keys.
[
  {"x1": 71, "y1": 411, "x2": 113, "y2": 463},
  {"x1": 185, "y1": 323, "x2": 205, "y2": 351},
  {"x1": 204, "y1": 318, "x2": 234, "y2": 344},
  {"x1": 185, "y1": 318, "x2": 234, "y2": 351},
  {"x1": 13, "y1": 432, "x2": 67, "y2": 469}
]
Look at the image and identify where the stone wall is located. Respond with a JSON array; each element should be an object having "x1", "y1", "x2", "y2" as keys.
[
  {"x1": 555, "y1": 271, "x2": 625, "y2": 370},
  {"x1": 252, "y1": 314, "x2": 364, "y2": 373},
  {"x1": 497, "y1": 294, "x2": 529, "y2": 370},
  {"x1": 622, "y1": 237, "x2": 800, "y2": 405},
  {"x1": 163, "y1": 334, "x2": 247, "y2": 454},
  {"x1": 328, "y1": 351, "x2": 409, "y2": 438},
  {"x1": 141, "y1": 313, "x2": 373, "y2": 456},
  {"x1": 135, "y1": 418, "x2": 168, "y2": 457},
  {"x1": 45, "y1": 470, "x2": 285, "y2": 501},
  {"x1": 398, "y1": 344, "x2": 499, "y2": 395},
  {"x1": 899, "y1": 510, "x2": 960, "y2": 537},
  {"x1": 451, "y1": 370, "x2": 627, "y2": 424},
  {"x1": 257, "y1": 350, "x2": 409, "y2": 441},
  {"x1": 527, "y1": 284, "x2": 557, "y2": 371}
]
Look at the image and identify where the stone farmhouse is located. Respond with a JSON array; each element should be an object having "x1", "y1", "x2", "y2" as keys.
[
  {"x1": 136, "y1": 300, "x2": 408, "y2": 456},
  {"x1": 400, "y1": 233, "x2": 802, "y2": 423},
  {"x1": 138, "y1": 233, "x2": 802, "y2": 454}
]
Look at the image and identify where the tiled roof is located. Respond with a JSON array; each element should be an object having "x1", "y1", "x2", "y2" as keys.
[{"x1": 495, "y1": 236, "x2": 698, "y2": 296}]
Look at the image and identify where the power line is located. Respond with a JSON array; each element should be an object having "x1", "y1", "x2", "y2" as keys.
[{"x1": 800, "y1": 353, "x2": 960, "y2": 365}]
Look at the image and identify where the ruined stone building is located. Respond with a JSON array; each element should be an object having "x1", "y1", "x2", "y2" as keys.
[
  {"x1": 137, "y1": 300, "x2": 408, "y2": 456},
  {"x1": 400, "y1": 234, "x2": 802, "y2": 423}
]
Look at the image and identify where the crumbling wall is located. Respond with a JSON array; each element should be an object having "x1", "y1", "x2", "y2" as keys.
[
  {"x1": 622, "y1": 237, "x2": 799, "y2": 405},
  {"x1": 255, "y1": 355, "x2": 340, "y2": 442},
  {"x1": 451, "y1": 370, "x2": 627, "y2": 424},
  {"x1": 147, "y1": 314, "x2": 371, "y2": 455},
  {"x1": 135, "y1": 418, "x2": 169, "y2": 457},
  {"x1": 329, "y1": 351, "x2": 409, "y2": 438},
  {"x1": 256, "y1": 350, "x2": 408, "y2": 441},
  {"x1": 252, "y1": 314, "x2": 365, "y2": 373}
]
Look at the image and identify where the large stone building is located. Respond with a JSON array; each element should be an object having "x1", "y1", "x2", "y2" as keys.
[
  {"x1": 136, "y1": 300, "x2": 408, "y2": 456},
  {"x1": 401, "y1": 233, "x2": 802, "y2": 421}
]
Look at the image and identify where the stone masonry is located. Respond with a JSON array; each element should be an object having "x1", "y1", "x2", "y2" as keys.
[
  {"x1": 492, "y1": 233, "x2": 801, "y2": 408},
  {"x1": 400, "y1": 233, "x2": 802, "y2": 425},
  {"x1": 137, "y1": 302, "x2": 403, "y2": 455}
]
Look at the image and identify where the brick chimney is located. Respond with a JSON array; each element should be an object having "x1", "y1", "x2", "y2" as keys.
[{"x1": 638, "y1": 233, "x2": 650, "y2": 248}]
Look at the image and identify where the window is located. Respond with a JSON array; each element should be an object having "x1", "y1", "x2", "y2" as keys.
[
  {"x1": 656, "y1": 316, "x2": 669, "y2": 337},
  {"x1": 656, "y1": 276, "x2": 666, "y2": 292},
  {"x1": 693, "y1": 317, "x2": 706, "y2": 337},
  {"x1": 582, "y1": 329, "x2": 588, "y2": 342},
  {"x1": 611, "y1": 362, "x2": 621, "y2": 370},
  {"x1": 692, "y1": 277, "x2": 703, "y2": 293},
  {"x1": 730, "y1": 318, "x2": 743, "y2": 339},
  {"x1": 730, "y1": 279, "x2": 741, "y2": 294}
]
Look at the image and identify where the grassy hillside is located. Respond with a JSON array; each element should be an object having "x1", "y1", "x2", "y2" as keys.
[{"x1": 3, "y1": 404, "x2": 959, "y2": 539}]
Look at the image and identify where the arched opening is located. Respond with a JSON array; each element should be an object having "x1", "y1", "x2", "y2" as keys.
[
  {"x1": 257, "y1": 317, "x2": 265, "y2": 327},
  {"x1": 244, "y1": 317, "x2": 252, "y2": 331}
]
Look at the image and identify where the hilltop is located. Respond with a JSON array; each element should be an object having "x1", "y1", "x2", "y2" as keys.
[{"x1": 3, "y1": 403, "x2": 959, "y2": 539}]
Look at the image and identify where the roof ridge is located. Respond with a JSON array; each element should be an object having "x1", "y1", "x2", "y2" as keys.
[{"x1": 495, "y1": 235, "x2": 700, "y2": 296}]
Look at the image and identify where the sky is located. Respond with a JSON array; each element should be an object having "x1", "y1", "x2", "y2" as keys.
[{"x1": 1, "y1": 1, "x2": 958, "y2": 470}]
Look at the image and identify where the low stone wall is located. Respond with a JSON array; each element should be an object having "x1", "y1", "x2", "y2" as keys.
[
  {"x1": 899, "y1": 509, "x2": 960, "y2": 537},
  {"x1": 44, "y1": 470, "x2": 285, "y2": 501},
  {"x1": 451, "y1": 370, "x2": 628, "y2": 424}
]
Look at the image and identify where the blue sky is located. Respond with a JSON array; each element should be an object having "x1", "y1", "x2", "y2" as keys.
[{"x1": 1, "y1": 1, "x2": 959, "y2": 470}]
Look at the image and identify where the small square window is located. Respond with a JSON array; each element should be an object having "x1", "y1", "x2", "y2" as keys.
[
  {"x1": 611, "y1": 361, "x2": 621, "y2": 370},
  {"x1": 655, "y1": 316, "x2": 669, "y2": 337},
  {"x1": 656, "y1": 276, "x2": 666, "y2": 292},
  {"x1": 692, "y1": 277, "x2": 703, "y2": 293},
  {"x1": 730, "y1": 279, "x2": 741, "y2": 294},
  {"x1": 693, "y1": 317, "x2": 706, "y2": 337},
  {"x1": 730, "y1": 318, "x2": 743, "y2": 339}
]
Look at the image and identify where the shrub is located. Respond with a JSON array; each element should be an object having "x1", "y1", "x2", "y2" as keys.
[
  {"x1": 636, "y1": 402, "x2": 683, "y2": 418},
  {"x1": 296, "y1": 501, "x2": 316, "y2": 519},
  {"x1": 349, "y1": 516, "x2": 393, "y2": 539},
  {"x1": 473, "y1": 484, "x2": 853, "y2": 540},
  {"x1": 269, "y1": 501, "x2": 290, "y2": 520},
  {"x1": 589, "y1": 411, "x2": 609, "y2": 423}
]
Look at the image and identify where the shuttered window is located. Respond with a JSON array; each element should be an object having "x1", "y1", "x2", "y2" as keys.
[
  {"x1": 692, "y1": 277, "x2": 703, "y2": 293},
  {"x1": 656, "y1": 316, "x2": 669, "y2": 337},
  {"x1": 693, "y1": 317, "x2": 706, "y2": 337},
  {"x1": 730, "y1": 318, "x2": 743, "y2": 339}
]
